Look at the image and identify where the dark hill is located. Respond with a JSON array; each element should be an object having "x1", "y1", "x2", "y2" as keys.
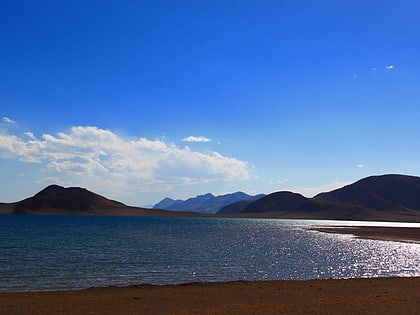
[
  {"x1": 217, "y1": 200, "x2": 256, "y2": 214},
  {"x1": 5, "y1": 185, "x2": 179, "y2": 216},
  {"x1": 13, "y1": 185, "x2": 124, "y2": 213},
  {"x1": 221, "y1": 174, "x2": 420, "y2": 222},
  {"x1": 314, "y1": 174, "x2": 420, "y2": 211},
  {"x1": 242, "y1": 191, "x2": 309, "y2": 213}
]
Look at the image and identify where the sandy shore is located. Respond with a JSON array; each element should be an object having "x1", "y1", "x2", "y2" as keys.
[
  {"x1": 1, "y1": 277, "x2": 419, "y2": 315},
  {"x1": 309, "y1": 226, "x2": 420, "y2": 244}
]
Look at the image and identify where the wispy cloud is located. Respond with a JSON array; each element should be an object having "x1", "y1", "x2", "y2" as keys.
[
  {"x1": 23, "y1": 132, "x2": 36, "y2": 139},
  {"x1": 0, "y1": 126, "x2": 250, "y2": 195},
  {"x1": 385, "y1": 65, "x2": 395, "y2": 70},
  {"x1": 37, "y1": 177, "x2": 72, "y2": 187},
  {"x1": 2, "y1": 117, "x2": 16, "y2": 124},
  {"x1": 292, "y1": 180, "x2": 351, "y2": 197},
  {"x1": 357, "y1": 163, "x2": 364, "y2": 168},
  {"x1": 182, "y1": 136, "x2": 211, "y2": 143},
  {"x1": 270, "y1": 178, "x2": 289, "y2": 185}
]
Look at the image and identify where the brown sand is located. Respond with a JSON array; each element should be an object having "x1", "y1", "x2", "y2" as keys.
[
  {"x1": 1, "y1": 277, "x2": 419, "y2": 315},
  {"x1": 309, "y1": 226, "x2": 420, "y2": 244}
]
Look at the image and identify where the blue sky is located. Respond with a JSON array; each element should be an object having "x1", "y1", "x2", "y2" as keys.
[{"x1": 1, "y1": 1, "x2": 420, "y2": 206}]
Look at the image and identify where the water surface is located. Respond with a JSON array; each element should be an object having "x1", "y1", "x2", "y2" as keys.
[{"x1": 0, "y1": 215, "x2": 419, "y2": 292}]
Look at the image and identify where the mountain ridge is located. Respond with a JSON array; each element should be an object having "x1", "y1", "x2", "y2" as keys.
[
  {"x1": 218, "y1": 174, "x2": 420, "y2": 222},
  {"x1": 153, "y1": 191, "x2": 265, "y2": 214},
  {"x1": 1, "y1": 174, "x2": 420, "y2": 222}
]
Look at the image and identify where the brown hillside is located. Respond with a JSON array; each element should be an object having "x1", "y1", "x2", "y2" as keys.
[{"x1": 7, "y1": 185, "x2": 176, "y2": 216}]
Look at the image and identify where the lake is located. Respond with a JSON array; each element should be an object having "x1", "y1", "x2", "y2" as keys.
[{"x1": 0, "y1": 215, "x2": 419, "y2": 292}]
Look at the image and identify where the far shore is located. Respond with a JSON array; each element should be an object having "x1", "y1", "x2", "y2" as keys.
[
  {"x1": 1, "y1": 277, "x2": 419, "y2": 314},
  {"x1": 308, "y1": 226, "x2": 420, "y2": 244}
]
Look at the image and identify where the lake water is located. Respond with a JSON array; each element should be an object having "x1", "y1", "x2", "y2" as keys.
[{"x1": 0, "y1": 215, "x2": 419, "y2": 292}]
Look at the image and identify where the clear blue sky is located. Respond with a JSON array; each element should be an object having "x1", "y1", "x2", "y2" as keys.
[{"x1": 1, "y1": 1, "x2": 420, "y2": 206}]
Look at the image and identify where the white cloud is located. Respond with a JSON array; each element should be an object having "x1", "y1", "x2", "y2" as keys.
[
  {"x1": 385, "y1": 65, "x2": 394, "y2": 70},
  {"x1": 357, "y1": 163, "x2": 364, "y2": 168},
  {"x1": 182, "y1": 136, "x2": 211, "y2": 142},
  {"x1": 0, "y1": 126, "x2": 250, "y2": 194},
  {"x1": 2, "y1": 117, "x2": 16, "y2": 124},
  {"x1": 24, "y1": 132, "x2": 36, "y2": 139},
  {"x1": 0, "y1": 133, "x2": 42, "y2": 162},
  {"x1": 37, "y1": 177, "x2": 72, "y2": 187}
]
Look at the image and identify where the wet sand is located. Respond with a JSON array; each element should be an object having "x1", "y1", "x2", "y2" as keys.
[
  {"x1": 1, "y1": 277, "x2": 419, "y2": 315},
  {"x1": 309, "y1": 226, "x2": 420, "y2": 244}
]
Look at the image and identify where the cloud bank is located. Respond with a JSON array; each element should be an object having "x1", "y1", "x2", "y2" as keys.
[{"x1": 0, "y1": 126, "x2": 250, "y2": 196}]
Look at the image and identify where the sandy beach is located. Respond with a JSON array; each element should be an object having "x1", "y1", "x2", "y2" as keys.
[{"x1": 0, "y1": 277, "x2": 419, "y2": 315}]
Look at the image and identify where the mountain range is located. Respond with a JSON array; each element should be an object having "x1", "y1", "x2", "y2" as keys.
[
  {"x1": 1, "y1": 174, "x2": 420, "y2": 222},
  {"x1": 153, "y1": 192, "x2": 265, "y2": 214},
  {"x1": 218, "y1": 174, "x2": 420, "y2": 222}
]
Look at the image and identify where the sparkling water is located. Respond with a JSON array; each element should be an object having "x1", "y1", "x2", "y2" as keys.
[{"x1": 0, "y1": 215, "x2": 419, "y2": 292}]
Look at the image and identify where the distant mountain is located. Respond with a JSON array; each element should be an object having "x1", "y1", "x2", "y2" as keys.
[
  {"x1": 0, "y1": 185, "x2": 180, "y2": 216},
  {"x1": 218, "y1": 175, "x2": 420, "y2": 222},
  {"x1": 153, "y1": 192, "x2": 265, "y2": 214},
  {"x1": 153, "y1": 197, "x2": 184, "y2": 210}
]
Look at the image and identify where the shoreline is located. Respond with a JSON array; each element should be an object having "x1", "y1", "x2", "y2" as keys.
[
  {"x1": 1, "y1": 277, "x2": 419, "y2": 314},
  {"x1": 308, "y1": 226, "x2": 420, "y2": 244}
]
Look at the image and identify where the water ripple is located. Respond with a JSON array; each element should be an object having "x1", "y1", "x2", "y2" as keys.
[{"x1": 0, "y1": 215, "x2": 418, "y2": 291}]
